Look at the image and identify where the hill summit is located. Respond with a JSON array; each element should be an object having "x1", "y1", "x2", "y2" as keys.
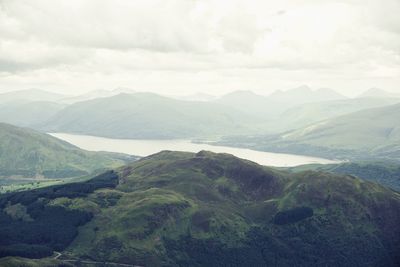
[{"x1": 1, "y1": 151, "x2": 399, "y2": 266}]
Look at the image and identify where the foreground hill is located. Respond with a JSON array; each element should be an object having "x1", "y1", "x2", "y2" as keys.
[
  {"x1": 287, "y1": 161, "x2": 400, "y2": 191},
  {"x1": 1, "y1": 151, "x2": 399, "y2": 266},
  {"x1": 218, "y1": 103, "x2": 400, "y2": 161},
  {"x1": 41, "y1": 93, "x2": 260, "y2": 139},
  {"x1": 0, "y1": 123, "x2": 132, "y2": 179}
]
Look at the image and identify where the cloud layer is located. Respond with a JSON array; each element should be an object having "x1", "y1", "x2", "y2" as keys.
[{"x1": 0, "y1": 0, "x2": 399, "y2": 96}]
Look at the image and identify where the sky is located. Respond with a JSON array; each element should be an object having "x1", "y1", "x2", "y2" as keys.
[{"x1": 0, "y1": 0, "x2": 399, "y2": 97}]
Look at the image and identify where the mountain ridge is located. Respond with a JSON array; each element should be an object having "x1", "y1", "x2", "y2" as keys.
[{"x1": 1, "y1": 150, "x2": 399, "y2": 266}]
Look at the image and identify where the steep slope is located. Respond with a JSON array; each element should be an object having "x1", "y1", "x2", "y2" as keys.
[
  {"x1": 287, "y1": 161, "x2": 400, "y2": 191},
  {"x1": 0, "y1": 123, "x2": 132, "y2": 178},
  {"x1": 281, "y1": 103, "x2": 400, "y2": 151},
  {"x1": 0, "y1": 101, "x2": 65, "y2": 127},
  {"x1": 1, "y1": 151, "x2": 398, "y2": 266},
  {"x1": 219, "y1": 103, "x2": 400, "y2": 160},
  {"x1": 277, "y1": 97, "x2": 400, "y2": 131},
  {"x1": 41, "y1": 93, "x2": 260, "y2": 139}
]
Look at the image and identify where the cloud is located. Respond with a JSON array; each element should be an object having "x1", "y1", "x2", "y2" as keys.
[{"x1": 0, "y1": 0, "x2": 399, "y2": 95}]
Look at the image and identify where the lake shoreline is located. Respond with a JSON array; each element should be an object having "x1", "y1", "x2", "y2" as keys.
[{"x1": 49, "y1": 133, "x2": 340, "y2": 167}]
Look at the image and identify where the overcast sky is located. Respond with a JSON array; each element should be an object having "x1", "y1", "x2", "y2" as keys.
[{"x1": 0, "y1": 0, "x2": 399, "y2": 97}]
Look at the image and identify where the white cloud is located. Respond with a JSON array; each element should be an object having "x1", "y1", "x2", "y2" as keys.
[{"x1": 0, "y1": 0, "x2": 399, "y2": 96}]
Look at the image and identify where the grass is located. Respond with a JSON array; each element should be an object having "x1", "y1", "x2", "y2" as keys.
[
  {"x1": 2, "y1": 151, "x2": 400, "y2": 266},
  {"x1": 0, "y1": 122, "x2": 132, "y2": 180}
]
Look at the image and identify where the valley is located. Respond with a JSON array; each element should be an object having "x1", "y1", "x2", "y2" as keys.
[
  {"x1": 49, "y1": 132, "x2": 339, "y2": 167},
  {"x1": 1, "y1": 2, "x2": 399, "y2": 265}
]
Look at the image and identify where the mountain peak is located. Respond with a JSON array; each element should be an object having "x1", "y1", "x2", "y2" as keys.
[
  {"x1": 268, "y1": 86, "x2": 345, "y2": 104},
  {"x1": 358, "y1": 88, "x2": 399, "y2": 98}
]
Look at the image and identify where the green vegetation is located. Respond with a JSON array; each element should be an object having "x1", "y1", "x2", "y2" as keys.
[
  {"x1": 0, "y1": 257, "x2": 71, "y2": 267},
  {"x1": 286, "y1": 161, "x2": 400, "y2": 191},
  {"x1": 0, "y1": 171, "x2": 119, "y2": 258},
  {"x1": 1, "y1": 151, "x2": 399, "y2": 266},
  {"x1": 217, "y1": 103, "x2": 400, "y2": 161},
  {"x1": 0, "y1": 123, "x2": 134, "y2": 180},
  {"x1": 276, "y1": 97, "x2": 399, "y2": 132}
]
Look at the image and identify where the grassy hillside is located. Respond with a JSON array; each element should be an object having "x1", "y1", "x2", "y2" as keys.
[
  {"x1": 1, "y1": 151, "x2": 399, "y2": 266},
  {"x1": 277, "y1": 97, "x2": 400, "y2": 131},
  {"x1": 218, "y1": 103, "x2": 400, "y2": 161},
  {"x1": 41, "y1": 93, "x2": 262, "y2": 139},
  {"x1": 214, "y1": 89, "x2": 360, "y2": 130},
  {"x1": 281, "y1": 103, "x2": 400, "y2": 149},
  {"x1": 0, "y1": 123, "x2": 133, "y2": 179},
  {"x1": 286, "y1": 161, "x2": 400, "y2": 191}
]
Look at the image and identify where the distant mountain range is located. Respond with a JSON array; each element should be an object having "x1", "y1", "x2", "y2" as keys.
[
  {"x1": 215, "y1": 90, "x2": 286, "y2": 118},
  {"x1": 358, "y1": 88, "x2": 400, "y2": 98},
  {"x1": 60, "y1": 87, "x2": 136, "y2": 104},
  {"x1": 217, "y1": 103, "x2": 400, "y2": 161},
  {"x1": 0, "y1": 101, "x2": 65, "y2": 127},
  {"x1": 276, "y1": 97, "x2": 400, "y2": 132},
  {"x1": 1, "y1": 87, "x2": 399, "y2": 142},
  {"x1": 39, "y1": 93, "x2": 261, "y2": 139},
  {"x1": 267, "y1": 85, "x2": 347, "y2": 104},
  {"x1": 0, "y1": 89, "x2": 67, "y2": 104}
]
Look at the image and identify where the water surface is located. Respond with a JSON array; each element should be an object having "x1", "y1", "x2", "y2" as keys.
[{"x1": 50, "y1": 133, "x2": 339, "y2": 167}]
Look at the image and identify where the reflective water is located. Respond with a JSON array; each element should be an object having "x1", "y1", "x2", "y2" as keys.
[{"x1": 50, "y1": 133, "x2": 339, "y2": 167}]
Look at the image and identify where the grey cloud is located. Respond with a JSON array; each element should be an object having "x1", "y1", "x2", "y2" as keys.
[{"x1": 0, "y1": 0, "x2": 399, "y2": 95}]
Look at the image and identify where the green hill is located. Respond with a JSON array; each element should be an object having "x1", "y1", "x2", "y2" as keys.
[
  {"x1": 218, "y1": 103, "x2": 400, "y2": 160},
  {"x1": 1, "y1": 151, "x2": 399, "y2": 266},
  {"x1": 0, "y1": 123, "x2": 133, "y2": 179},
  {"x1": 286, "y1": 161, "x2": 400, "y2": 191},
  {"x1": 41, "y1": 93, "x2": 261, "y2": 139},
  {"x1": 276, "y1": 97, "x2": 400, "y2": 132}
]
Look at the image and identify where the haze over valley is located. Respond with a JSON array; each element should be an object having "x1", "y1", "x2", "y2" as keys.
[{"x1": 0, "y1": 0, "x2": 399, "y2": 266}]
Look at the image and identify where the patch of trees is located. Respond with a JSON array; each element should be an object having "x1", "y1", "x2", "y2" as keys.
[
  {"x1": 0, "y1": 169, "x2": 88, "y2": 179},
  {"x1": 0, "y1": 170, "x2": 119, "y2": 259},
  {"x1": 163, "y1": 226, "x2": 396, "y2": 267},
  {"x1": 0, "y1": 170, "x2": 119, "y2": 207},
  {"x1": 329, "y1": 163, "x2": 400, "y2": 191},
  {"x1": 273, "y1": 206, "x2": 313, "y2": 225},
  {"x1": 42, "y1": 169, "x2": 88, "y2": 178},
  {"x1": 0, "y1": 202, "x2": 91, "y2": 258},
  {"x1": 0, "y1": 244, "x2": 53, "y2": 258}
]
